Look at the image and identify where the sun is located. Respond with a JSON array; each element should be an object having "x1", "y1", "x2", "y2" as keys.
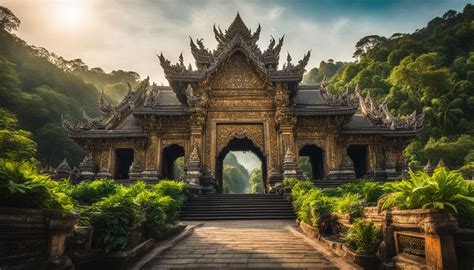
[{"x1": 56, "y1": 1, "x2": 87, "y2": 28}]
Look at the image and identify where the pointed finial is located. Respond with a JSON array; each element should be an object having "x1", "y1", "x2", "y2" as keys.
[
  {"x1": 436, "y1": 159, "x2": 446, "y2": 168},
  {"x1": 286, "y1": 52, "x2": 292, "y2": 64}
]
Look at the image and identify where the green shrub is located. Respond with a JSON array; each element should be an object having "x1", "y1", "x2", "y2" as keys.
[
  {"x1": 339, "y1": 179, "x2": 369, "y2": 195},
  {"x1": 71, "y1": 179, "x2": 119, "y2": 205},
  {"x1": 291, "y1": 180, "x2": 316, "y2": 198},
  {"x1": 380, "y1": 168, "x2": 474, "y2": 216},
  {"x1": 334, "y1": 193, "x2": 363, "y2": 218},
  {"x1": 283, "y1": 178, "x2": 300, "y2": 189},
  {"x1": 85, "y1": 190, "x2": 142, "y2": 253},
  {"x1": 135, "y1": 190, "x2": 167, "y2": 238},
  {"x1": 153, "y1": 180, "x2": 188, "y2": 204},
  {"x1": 296, "y1": 188, "x2": 323, "y2": 224},
  {"x1": 362, "y1": 181, "x2": 384, "y2": 204},
  {"x1": 0, "y1": 160, "x2": 73, "y2": 211},
  {"x1": 157, "y1": 195, "x2": 179, "y2": 224},
  {"x1": 344, "y1": 220, "x2": 381, "y2": 255},
  {"x1": 310, "y1": 196, "x2": 334, "y2": 227}
]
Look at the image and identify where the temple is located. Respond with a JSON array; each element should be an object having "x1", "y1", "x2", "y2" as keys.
[{"x1": 62, "y1": 13, "x2": 423, "y2": 192}]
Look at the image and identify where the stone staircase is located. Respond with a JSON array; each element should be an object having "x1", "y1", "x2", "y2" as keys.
[{"x1": 179, "y1": 194, "x2": 296, "y2": 220}]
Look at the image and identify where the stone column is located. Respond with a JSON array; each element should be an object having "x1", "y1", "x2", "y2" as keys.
[
  {"x1": 96, "y1": 146, "x2": 112, "y2": 179},
  {"x1": 141, "y1": 133, "x2": 161, "y2": 182}
]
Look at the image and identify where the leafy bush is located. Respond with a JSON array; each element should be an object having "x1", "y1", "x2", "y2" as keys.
[
  {"x1": 157, "y1": 195, "x2": 179, "y2": 224},
  {"x1": 153, "y1": 180, "x2": 188, "y2": 204},
  {"x1": 0, "y1": 160, "x2": 73, "y2": 211},
  {"x1": 291, "y1": 180, "x2": 316, "y2": 198},
  {"x1": 344, "y1": 220, "x2": 381, "y2": 255},
  {"x1": 85, "y1": 190, "x2": 142, "y2": 253},
  {"x1": 310, "y1": 196, "x2": 334, "y2": 227},
  {"x1": 296, "y1": 188, "x2": 323, "y2": 224},
  {"x1": 334, "y1": 193, "x2": 364, "y2": 218},
  {"x1": 71, "y1": 179, "x2": 119, "y2": 205},
  {"x1": 283, "y1": 178, "x2": 300, "y2": 189},
  {"x1": 362, "y1": 181, "x2": 385, "y2": 204},
  {"x1": 135, "y1": 190, "x2": 167, "y2": 238},
  {"x1": 380, "y1": 168, "x2": 474, "y2": 216}
]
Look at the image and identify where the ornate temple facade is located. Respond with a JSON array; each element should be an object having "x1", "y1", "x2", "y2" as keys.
[{"x1": 62, "y1": 14, "x2": 423, "y2": 192}]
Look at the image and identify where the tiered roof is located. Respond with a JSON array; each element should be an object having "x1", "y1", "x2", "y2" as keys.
[{"x1": 158, "y1": 13, "x2": 310, "y2": 104}]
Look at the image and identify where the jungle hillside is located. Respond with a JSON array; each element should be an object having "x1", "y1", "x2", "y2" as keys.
[{"x1": 304, "y1": 4, "x2": 474, "y2": 175}]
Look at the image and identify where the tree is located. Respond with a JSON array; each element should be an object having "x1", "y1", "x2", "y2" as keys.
[
  {"x1": 223, "y1": 153, "x2": 250, "y2": 193},
  {"x1": 0, "y1": 6, "x2": 20, "y2": 32},
  {"x1": 353, "y1": 35, "x2": 387, "y2": 59},
  {"x1": 0, "y1": 107, "x2": 36, "y2": 162},
  {"x1": 249, "y1": 168, "x2": 263, "y2": 193}
]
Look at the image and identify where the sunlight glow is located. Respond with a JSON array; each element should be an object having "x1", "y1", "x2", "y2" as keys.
[{"x1": 56, "y1": 1, "x2": 87, "y2": 28}]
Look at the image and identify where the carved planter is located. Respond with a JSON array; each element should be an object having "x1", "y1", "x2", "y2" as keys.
[
  {"x1": 0, "y1": 207, "x2": 78, "y2": 269},
  {"x1": 386, "y1": 208, "x2": 458, "y2": 270},
  {"x1": 343, "y1": 245, "x2": 380, "y2": 270}
]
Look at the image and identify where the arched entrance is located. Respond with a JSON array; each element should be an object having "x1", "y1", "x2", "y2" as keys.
[
  {"x1": 216, "y1": 137, "x2": 267, "y2": 194},
  {"x1": 347, "y1": 144, "x2": 368, "y2": 179},
  {"x1": 114, "y1": 148, "x2": 134, "y2": 179},
  {"x1": 299, "y1": 145, "x2": 324, "y2": 180},
  {"x1": 161, "y1": 144, "x2": 185, "y2": 179}
]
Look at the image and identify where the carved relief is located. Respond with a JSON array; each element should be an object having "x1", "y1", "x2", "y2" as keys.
[
  {"x1": 216, "y1": 124, "x2": 265, "y2": 154},
  {"x1": 209, "y1": 52, "x2": 266, "y2": 90}
]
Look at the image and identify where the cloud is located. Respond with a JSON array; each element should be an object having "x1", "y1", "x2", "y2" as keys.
[{"x1": 3, "y1": 0, "x2": 470, "y2": 85}]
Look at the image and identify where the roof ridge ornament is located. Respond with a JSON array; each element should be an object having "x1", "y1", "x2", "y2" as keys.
[{"x1": 357, "y1": 90, "x2": 424, "y2": 130}]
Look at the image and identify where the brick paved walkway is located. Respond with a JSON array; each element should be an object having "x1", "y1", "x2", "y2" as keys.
[{"x1": 142, "y1": 220, "x2": 351, "y2": 269}]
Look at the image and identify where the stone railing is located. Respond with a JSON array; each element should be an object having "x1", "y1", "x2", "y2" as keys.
[{"x1": 0, "y1": 207, "x2": 78, "y2": 269}]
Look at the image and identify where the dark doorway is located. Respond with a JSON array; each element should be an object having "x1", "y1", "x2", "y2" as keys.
[
  {"x1": 299, "y1": 145, "x2": 324, "y2": 180},
  {"x1": 115, "y1": 148, "x2": 134, "y2": 179},
  {"x1": 216, "y1": 137, "x2": 267, "y2": 194},
  {"x1": 162, "y1": 144, "x2": 185, "y2": 179},
  {"x1": 347, "y1": 145, "x2": 368, "y2": 179}
]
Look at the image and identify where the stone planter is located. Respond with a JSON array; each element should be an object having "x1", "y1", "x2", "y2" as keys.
[
  {"x1": 343, "y1": 245, "x2": 380, "y2": 270},
  {"x1": 386, "y1": 208, "x2": 458, "y2": 270},
  {"x1": 72, "y1": 225, "x2": 94, "y2": 254},
  {"x1": 103, "y1": 238, "x2": 155, "y2": 270},
  {"x1": 298, "y1": 219, "x2": 321, "y2": 239},
  {"x1": 334, "y1": 213, "x2": 353, "y2": 225},
  {"x1": 0, "y1": 207, "x2": 78, "y2": 269},
  {"x1": 363, "y1": 206, "x2": 385, "y2": 225}
]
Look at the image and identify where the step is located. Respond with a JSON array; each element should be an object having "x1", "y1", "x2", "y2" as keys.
[{"x1": 179, "y1": 215, "x2": 296, "y2": 220}]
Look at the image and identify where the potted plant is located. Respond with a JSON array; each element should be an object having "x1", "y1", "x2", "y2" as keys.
[{"x1": 343, "y1": 220, "x2": 381, "y2": 270}]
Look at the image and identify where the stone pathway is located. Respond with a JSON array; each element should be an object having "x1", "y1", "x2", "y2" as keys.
[{"x1": 142, "y1": 220, "x2": 355, "y2": 269}]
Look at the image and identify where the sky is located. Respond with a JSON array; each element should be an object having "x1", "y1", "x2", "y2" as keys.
[{"x1": 3, "y1": 0, "x2": 471, "y2": 85}]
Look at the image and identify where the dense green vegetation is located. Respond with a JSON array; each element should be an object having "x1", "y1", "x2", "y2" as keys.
[
  {"x1": 0, "y1": 158, "x2": 187, "y2": 253},
  {"x1": 223, "y1": 152, "x2": 251, "y2": 193},
  {"x1": 0, "y1": 7, "x2": 140, "y2": 167},
  {"x1": 304, "y1": 5, "x2": 474, "y2": 172},
  {"x1": 285, "y1": 168, "x2": 473, "y2": 255},
  {"x1": 285, "y1": 167, "x2": 474, "y2": 234}
]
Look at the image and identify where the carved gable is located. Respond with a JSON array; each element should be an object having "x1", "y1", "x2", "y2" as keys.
[{"x1": 209, "y1": 51, "x2": 266, "y2": 90}]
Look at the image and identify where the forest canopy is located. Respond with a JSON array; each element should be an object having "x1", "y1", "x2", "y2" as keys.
[{"x1": 304, "y1": 4, "x2": 474, "y2": 171}]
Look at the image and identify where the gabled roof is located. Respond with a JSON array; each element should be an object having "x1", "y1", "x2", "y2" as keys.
[{"x1": 159, "y1": 13, "x2": 310, "y2": 105}]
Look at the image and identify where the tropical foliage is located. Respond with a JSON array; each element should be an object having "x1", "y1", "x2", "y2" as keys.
[
  {"x1": 344, "y1": 220, "x2": 382, "y2": 256},
  {"x1": 0, "y1": 160, "x2": 73, "y2": 211},
  {"x1": 0, "y1": 7, "x2": 140, "y2": 167},
  {"x1": 304, "y1": 5, "x2": 474, "y2": 172},
  {"x1": 380, "y1": 168, "x2": 474, "y2": 216},
  {"x1": 0, "y1": 159, "x2": 188, "y2": 253}
]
